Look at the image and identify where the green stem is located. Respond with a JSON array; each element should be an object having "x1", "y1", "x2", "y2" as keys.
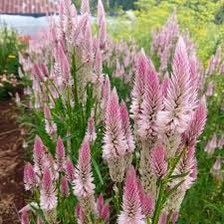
[{"x1": 152, "y1": 180, "x2": 164, "y2": 224}]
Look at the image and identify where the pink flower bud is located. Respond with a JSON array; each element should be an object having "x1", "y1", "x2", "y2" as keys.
[
  {"x1": 60, "y1": 176, "x2": 69, "y2": 197},
  {"x1": 118, "y1": 166, "x2": 145, "y2": 224},
  {"x1": 97, "y1": 194, "x2": 110, "y2": 222},
  {"x1": 150, "y1": 145, "x2": 168, "y2": 178},
  {"x1": 64, "y1": 159, "x2": 76, "y2": 182},
  {"x1": 24, "y1": 162, "x2": 37, "y2": 191},
  {"x1": 21, "y1": 211, "x2": 30, "y2": 224},
  {"x1": 40, "y1": 168, "x2": 57, "y2": 211}
]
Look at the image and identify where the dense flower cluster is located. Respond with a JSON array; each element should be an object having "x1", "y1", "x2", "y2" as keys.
[{"x1": 20, "y1": 1, "x2": 208, "y2": 223}]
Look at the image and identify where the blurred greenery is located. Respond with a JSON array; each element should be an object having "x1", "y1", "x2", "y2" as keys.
[
  {"x1": 179, "y1": 74, "x2": 224, "y2": 224},
  {"x1": 0, "y1": 27, "x2": 25, "y2": 99},
  {"x1": 109, "y1": 0, "x2": 224, "y2": 64}
]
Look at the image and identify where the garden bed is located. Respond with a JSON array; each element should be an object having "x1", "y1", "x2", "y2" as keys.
[{"x1": 0, "y1": 100, "x2": 26, "y2": 224}]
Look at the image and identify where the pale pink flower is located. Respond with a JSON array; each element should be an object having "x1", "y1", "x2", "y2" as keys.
[
  {"x1": 58, "y1": 44, "x2": 70, "y2": 82},
  {"x1": 218, "y1": 135, "x2": 224, "y2": 148},
  {"x1": 56, "y1": 136, "x2": 66, "y2": 171},
  {"x1": 73, "y1": 13, "x2": 89, "y2": 42},
  {"x1": 73, "y1": 140, "x2": 95, "y2": 199},
  {"x1": 206, "y1": 46, "x2": 223, "y2": 75},
  {"x1": 182, "y1": 102, "x2": 207, "y2": 147},
  {"x1": 80, "y1": 0, "x2": 90, "y2": 15},
  {"x1": 85, "y1": 116, "x2": 97, "y2": 144},
  {"x1": 60, "y1": 176, "x2": 69, "y2": 197},
  {"x1": 103, "y1": 88, "x2": 128, "y2": 160},
  {"x1": 150, "y1": 145, "x2": 168, "y2": 178},
  {"x1": 174, "y1": 147, "x2": 197, "y2": 190},
  {"x1": 94, "y1": 45, "x2": 102, "y2": 76},
  {"x1": 151, "y1": 12, "x2": 179, "y2": 73},
  {"x1": 157, "y1": 36, "x2": 193, "y2": 134},
  {"x1": 32, "y1": 64, "x2": 44, "y2": 81},
  {"x1": 96, "y1": 194, "x2": 110, "y2": 222},
  {"x1": 44, "y1": 106, "x2": 57, "y2": 136},
  {"x1": 82, "y1": 20, "x2": 94, "y2": 63},
  {"x1": 211, "y1": 158, "x2": 223, "y2": 181},
  {"x1": 138, "y1": 65, "x2": 162, "y2": 142},
  {"x1": 24, "y1": 162, "x2": 37, "y2": 191},
  {"x1": 206, "y1": 82, "x2": 214, "y2": 97},
  {"x1": 97, "y1": 0, "x2": 107, "y2": 49},
  {"x1": 205, "y1": 134, "x2": 217, "y2": 155},
  {"x1": 130, "y1": 50, "x2": 148, "y2": 125},
  {"x1": 40, "y1": 168, "x2": 57, "y2": 211},
  {"x1": 118, "y1": 166, "x2": 145, "y2": 224},
  {"x1": 101, "y1": 75, "x2": 111, "y2": 112}
]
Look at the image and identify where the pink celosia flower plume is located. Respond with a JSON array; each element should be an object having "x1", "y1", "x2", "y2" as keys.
[
  {"x1": 52, "y1": 42, "x2": 71, "y2": 89},
  {"x1": 158, "y1": 36, "x2": 192, "y2": 134},
  {"x1": 40, "y1": 168, "x2": 57, "y2": 211},
  {"x1": 56, "y1": 136, "x2": 66, "y2": 171},
  {"x1": 151, "y1": 12, "x2": 179, "y2": 73},
  {"x1": 118, "y1": 166, "x2": 145, "y2": 224},
  {"x1": 80, "y1": 0, "x2": 90, "y2": 15},
  {"x1": 182, "y1": 102, "x2": 207, "y2": 147},
  {"x1": 137, "y1": 64, "x2": 162, "y2": 144},
  {"x1": 24, "y1": 162, "x2": 37, "y2": 191},
  {"x1": 137, "y1": 180, "x2": 155, "y2": 217},
  {"x1": 75, "y1": 204, "x2": 86, "y2": 224},
  {"x1": 85, "y1": 116, "x2": 97, "y2": 144},
  {"x1": 64, "y1": 158, "x2": 76, "y2": 182},
  {"x1": 103, "y1": 88, "x2": 129, "y2": 182},
  {"x1": 33, "y1": 135, "x2": 45, "y2": 174},
  {"x1": 73, "y1": 140, "x2": 95, "y2": 213},
  {"x1": 206, "y1": 46, "x2": 224, "y2": 75},
  {"x1": 211, "y1": 158, "x2": 223, "y2": 182},
  {"x1": 150, "y1": 145, "x2": 168, "y2": 178},
  {"x1": 32, "y1": 64, "x2": 45, "y2": 81},
  {"x1": 157, "y1": 36, "x2": 198, "y2": 157},
  {"x1": 130, "y1": 50, "x2": 149, "y2": 127},
  {"x1": 97, "y1": 0, "x2": 107, "y2": 49},
  {"x1": 205, "y1": 134, "x2": 217, "y2": 155},
  {"x1": 94, "y1": 44, "x2": 103, "y2": 77},
  {"x1": 44, "y1": 106, "x2": 57, "y2": 137},
  {"x1": 96, "y1": 194, "x2": 110, "y2": 222},
  {"x1": 101, "y1": 75, "x2": 111, "y2": 112},
  {"x1": 60, "y1": 175, "x2": 70, "y2": 197},
  {"x1": 82, "y1": 20, "x2": 94, "y2": 63},
  {"x1": 103, "y1": 88, "x2": 128, "y2": 160}
]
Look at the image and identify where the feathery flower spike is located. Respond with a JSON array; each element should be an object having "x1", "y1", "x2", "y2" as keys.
[
  {"x1": 24, "y1": 162, "x2": 37, "y2": 191},
  {"x1": 56, "y1": 136, "x2": 66, "y2": 171},
  {"x1": 118, "y1": 166, "x2": 145, "y2": 224},
  {"x1": 40, "y1": 168, "x2": 57, "y2": 211},
  {"x1": 150, "y1": 145, "x2": 168, "y2": 178}
]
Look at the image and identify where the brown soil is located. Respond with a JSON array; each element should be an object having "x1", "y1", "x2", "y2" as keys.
[{"x1": 0, "y1": 100, "x2": 26, "y2": 224}]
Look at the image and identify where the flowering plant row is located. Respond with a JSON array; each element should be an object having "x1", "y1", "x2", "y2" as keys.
[{"x1": 19, "y1": 0, "x2": 208, "y2": 223}]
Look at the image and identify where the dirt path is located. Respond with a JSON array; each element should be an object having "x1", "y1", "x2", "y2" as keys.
[{"x1": 0, "y1": 100, "x2": 25, "y2": 224}]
